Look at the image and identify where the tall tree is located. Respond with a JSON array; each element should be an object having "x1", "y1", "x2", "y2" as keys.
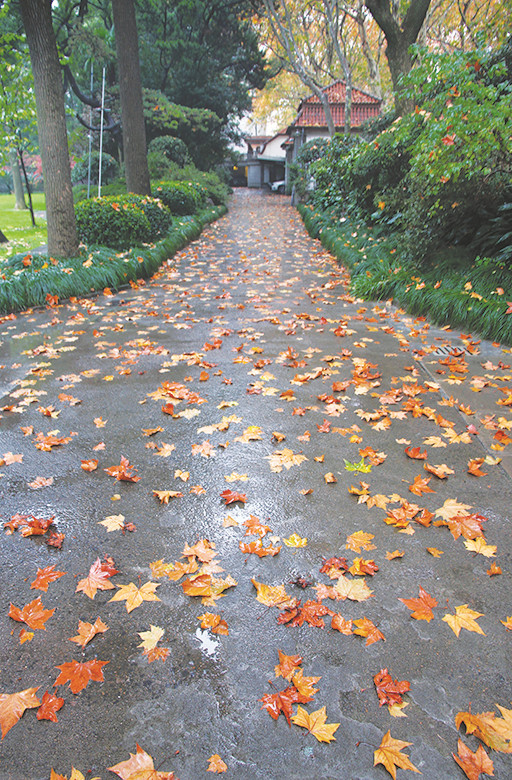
[
  {"x1": 19, "y1": 0, "x2": 79, "y2": 258},
  {"x1": 364, "y1": 0, "x2": 432, "y2": 113},
  {"x1": 111, "y1": 0, "x2": 151, "y2": 195}
]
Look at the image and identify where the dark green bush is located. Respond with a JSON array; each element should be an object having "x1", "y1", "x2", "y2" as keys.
[
  {"x1": 75, "y1": 195, "x2": 151, "y2": 250},
  {"x1": 148, "y1": 136, "x2": 191, "y2": 167},
  {"x1": 152, "y1": 181, "x2": 206, "y2": 215},
  {"x1": 118, "y1": 194, "x2": 172, "y2": 239}
]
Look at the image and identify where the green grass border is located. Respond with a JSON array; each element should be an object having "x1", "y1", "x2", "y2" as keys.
[
  {"x1": 298, "y1": 203, "x2": 512, "y2": 346},
  {"x1": 0, "y1": 204, "x2": 226, "y2": 315}
]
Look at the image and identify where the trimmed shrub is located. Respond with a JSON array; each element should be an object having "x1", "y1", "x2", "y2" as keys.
[
  {"x1": 118, "y1": 194, "x2": 172, "y2": 239},
  {"x1": 153, "y1": 181, "x2": 206, "y2": 215},
  {"x1": 75, "y1": 196, "x2": 151, "y2": 250},
  {"x1": 148, "y1": 136, "x2": 191, "y2": 167}
]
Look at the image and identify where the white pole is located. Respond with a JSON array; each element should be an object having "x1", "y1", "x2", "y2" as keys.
[
  {"x1": 98, "y1": 66, "x2": 106, "y2": 198},
  {"x1": 86, "y1": 61, "x2": 93, "y2": 199}
]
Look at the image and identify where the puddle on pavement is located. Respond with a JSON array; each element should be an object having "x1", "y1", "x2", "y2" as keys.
[{"x1": 194, "y1": 627, "x2": 219, "y2": 657}]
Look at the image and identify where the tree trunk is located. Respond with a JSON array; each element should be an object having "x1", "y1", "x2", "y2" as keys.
[
  {"x1": 365, "y1": 0, "x2": 432, "y2": 115},
  {"x1": 112, "y1": 0, "x2": 151, "y2": 196},
  {"x1": 10, "y1": 149, "x2": 27, "y2": 210},
  {"x1": 19, "y1": 0, "x2": 79, "y2": 258},
  {"x1": 0, "y1": 229, "x2": 8, "y2": 243}
]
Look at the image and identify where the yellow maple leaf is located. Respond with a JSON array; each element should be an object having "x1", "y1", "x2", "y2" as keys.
[
  {"x1": 283, "y1": 533, "x2": 307, "y2": 547},
  {"x1": 374, "y1": 731, "x2": 420, "y2": 778},
  {"x1": 251, "y1": 578, "x2": 295, "y2": 608},
  {"x1": 265, "y1": 448, "x2": 307, "y2": 472},
  {"x1": 174, "y1": 469, "x2": 189, "y2": 481},
  {"x1": 333, "y1": 575, "x2": 373, "y2": 602},
  {"x1": 222, "y1": 515, "x2": 239, "y2": 528},
  {"x1": 109, "y1": 582, "x2": 160, "y2": 613},
  {"x1": 291, "y1": 705, "x2": 339, "y2": 743},
  {"x1": 137, "y1": 625, "x2": 165, "y2": 651},
  {"x1": 153, "y1": 489, "x2": 183, "y2": 503},
  {"x1": 98, "y1": 514, "x2": 125, "y2": 532},
  {"x1": 442, "y1": 604, "x2": 486, "y2": 637},
  {"x1": 434, "y1": 498, "x2": 472, "y2": 521},
  {"x1": 345, "y1": 531, "x2": 376, "y2": 553},
  {"x1": 224, "y1": 472, "x2": 249, "y2": 482},
  {"x1": 463, "y1": 538, "x2": 497, "y2": 557},
  {"x1": 456, "y1": 703, "x2": 512, "y2": 753},
  {"x1": 427, "y1": 547, "x2": 444, "y2": 557},
  {"x1": 207, "y1": 754, "x2": 227, "y2": 773}
]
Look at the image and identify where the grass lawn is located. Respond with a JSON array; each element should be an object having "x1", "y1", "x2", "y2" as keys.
[{"x1": 0, "y1": 192, "x2": 47, "y2": 259}]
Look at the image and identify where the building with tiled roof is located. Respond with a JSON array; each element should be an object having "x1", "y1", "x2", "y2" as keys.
[{"x1": 289, "y1": 80, "x2": 382, "y2": 131}]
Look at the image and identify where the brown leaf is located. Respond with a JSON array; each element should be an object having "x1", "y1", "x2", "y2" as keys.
[
  {"x1": 54, "y1": 659, "x2": 109, "y2": 694},
  {"x1": 76, "y1": 556, "x2": 118, "y2": 599},
  {"x1": 399, "y1": 586, "x2": 437, "y2": 622},
  {"x1": 452, "y1": 738, "x2": 494, "y2": 780},
  {"x1": 9, "y1": 596, "x2": 55, "y2": 630},
  {"x1": 30, "y1": 565, "x2": 65, "y2": 592},
  {"x1": 36, "y1": 690, "x2": 64, "y2": 723}
]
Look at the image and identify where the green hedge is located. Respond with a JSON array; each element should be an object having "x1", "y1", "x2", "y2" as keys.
[
  {"x1": 0, "y1": 205, "x2": 226, "y2": 315},
  {"x1": 153, "y1": 180, "x2": 207, "y2": 215}
]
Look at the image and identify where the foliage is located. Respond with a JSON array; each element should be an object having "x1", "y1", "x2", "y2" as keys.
[
  {"x1": 289, "y1": 138, "x2": 331, "y2": 200},
  {"x1": 152, "y1": 181, "x2": 206, "y2": 216},
  {"x1": 71, "y1": 151, "x2": 120, "y2": 186},
  {"x1": 305, "y1": 45, "x2": 512, "y2": 262},
  {"x1": 75, "y1": 195, "x2": 152, "y2": 249},
  {"x1": 0, "y1": 204, "x2": 226, "y2": 313},
  {"x1": 148, "y1": 136, "x2": 191, "y2": 168},
  {"x1": 142, "y1": 89, "x2": 224, "y2": 169}
]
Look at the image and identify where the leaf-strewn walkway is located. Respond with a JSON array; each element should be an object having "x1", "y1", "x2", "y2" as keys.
[{"x1": 0, "y1": 189, "x2": 511, "y2": 779}]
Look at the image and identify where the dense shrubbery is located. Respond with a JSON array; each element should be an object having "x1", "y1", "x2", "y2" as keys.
[
  {"x1": 302, "y1": 45, "x2": 512, "y2": 265},
  {"x1": 153, "y1": 180, "x2": 207, "y2": 215},
  {"x1": 75, "y1": 194, "x2": 171, "y2": 250},
  {"x1": 148, "y1": 136, "x2": 191, "y2": 169}
]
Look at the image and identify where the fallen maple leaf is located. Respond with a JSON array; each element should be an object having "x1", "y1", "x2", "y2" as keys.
[
  {"x1": 374, "y1": 669, "x2": 410, "y2": 707},
  {"x1": 81, "y1": 459, "x2": 98, "y2": 472},
  {"x1": 399, "y1": 587, "x2": 438, "y2": 622},
  {"x1": 345, "y1": 531, "x2": 376, "y2": 553},
  {"x1": 374, "y1": 731, "x2": 420, "y2": 778},
  {"x1": 464, "y1": 538, "x2": 496, "y2": 557},
  {"x1": 265, "y1": 448, "x2": 307, "y2": 472},
  {"x1": 501, "y1": 617, "x2": 512, "y2": 630},
  {"x1": 220, "y1": 489, "x2": 247, "y2": 504},
  {"x1": 404, "y1": 446, "x2": 427, "y2": 460},
  {"x1": 292, "y1": 668, "x2": 321, "y2": 699},
  {"x1": 54, "y1": 659, "x2": 109, "y2": 694},
  {"x1": 98, "y1": 514, "x2": 126, "y2": 532},
  {"x1": 291, "y1": 705, "x2": 339, "y2": 743},
  {"x1": 76, "y1": 556, "x2": 118, "y2": 599},
  {"x1": 36, "y1": 690, "x2": 64, "y2": 723},
  {"x1": 442, "y1": 604, "x2": 485, "y2": 637},
  {"x1": 427, "y1": 547, "x2": 444, "y2": 557},
  {"x1": 153, "y1": 489, "x2": 183, "y2": 503},
  {"x1": 109, "y1": 744, "x2": 177, "y2": 779},
  {"x1": 278, "y1": 599, "x2": 332, "y2": 628},
  {"x1": 331, "y1": 614, "x2": 353, "y2": 634},
  {"x1": 274, "y1": 650, "x2": 303, "y2": 681},
  {"x1": 207, "y1": 755, "x2": 227, "y2": 773},
  {"x1": 104, "y1": 455, "x2": 141, "y2": 482},
  {"x1": 30, "y1": 565, "x2": 65, "y2": 592},
  {"x1": 9, "y1": 596, "x2": 55, "y2": 630},
  {"x1": 252, "y1": 578, "x2": 295, "y2": 608},
  {"x1": 28, "y1": 476, "x2": 54, "y2": 489},
  {"x1": 456, "y1": 702, "x2": 512, "y2": 753},
  {"x1": 353, "y1": 617, "x2": 385, "y2": 645},
  {"x1": 69, "y1": 617, "x2": 109, "y2": 648},
  {"x1": 424, "y1": 462, "x2": 454, "y2": 479},
  {"x1": 409, "y1": 475, "x2": 435, "y2": 496},
  {"x1": 487, "y1": 562, "x2": 502, "y2": 576},
  {"x1": 109, "y1": 582, "x2": 160, "y2": 613},
  {"x1": 452, "y1": 738, "x2": 494, "y2": 780},
  {"x1": 0, "y1": 687, "x2": 40, "y2": 739},
  {"x1": 333, "y1": 575, "x2": 373, "y2": 602},
  {"x1": 198, "y1": 613, "x2": 229, "y2": 635},
  {"x1": 260, "y1": 687, "x2": 300, "y2": 725},
  {"x1": 467, "y1": 458, "x2": 488, "y2": 477},
  {"x1": 283, "y1": 533, "x2": 307, "y2": 547}
]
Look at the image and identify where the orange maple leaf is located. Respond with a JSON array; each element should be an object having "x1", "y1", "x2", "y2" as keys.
[
  {"x1": 75, "y1": 556, "x2": 118, "y2": 599},
  {"x1": 9, "y1": 596, "x2": 55, "y2": 630},
  {"x1": 30, "y1": 565, "x2": 65, "y2": 592},
  {"x1": 104, "y1": 455, "x2": 141, "y2": 482},
  {"x1": 0, "y1": 687, "x2": 40, "y2": 739},
  {"x1": 220, "y1": 489, "x2": 247, "y2": 504},
  {"x1": 69, "y1": 617, "x2": 109, "y2": 648},
  {"x1": 399, "y1": 586, "x2": 438, "y2": 621},
  {"x1": 353, "y1": 617, "x2": 385, "y2": 645},
  {"x1": 374, "y1": 669, "x2": 410, "y2": 707},
  {"x1": 54, "y1": 659, "x2": 109, "y2": 694},
  {"x1": 207, "y1": 754, "x2": 227, "y2": 773},
  {"x1": 109, "y1": 744, "x2": 177, "y2": 779},
  {"x1": 274, "y1": 650, "x2": 303, "y2": 681},
  {"x1": 452, "y1": 738, "x2": 494, "y2": 779}
]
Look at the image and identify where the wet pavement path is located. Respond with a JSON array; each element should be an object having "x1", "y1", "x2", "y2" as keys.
[{"x1": 0, "y1": 189, "x2": 511, "y2": 779}]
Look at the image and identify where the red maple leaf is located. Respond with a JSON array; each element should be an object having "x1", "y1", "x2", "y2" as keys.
[
  {"x1": 374, "y1": 669, "x2": 410, "y2": 707},
  {"x1": 36, "y1": 690, "x2": 64, "y2": 722},
  {"x1": 220, "y1": 489, "x2": 247, "y2": 505},
  {"x1": 278, "y1": 600, "x2": 332, "y2": 628},
  {"x1": 104, "y1": 456, "x2": 141, "y2": 482}
]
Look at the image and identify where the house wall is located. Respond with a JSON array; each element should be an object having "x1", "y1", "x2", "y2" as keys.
[{"x1": 262, "y1": 135, "x2": 287, "y2": 159}]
